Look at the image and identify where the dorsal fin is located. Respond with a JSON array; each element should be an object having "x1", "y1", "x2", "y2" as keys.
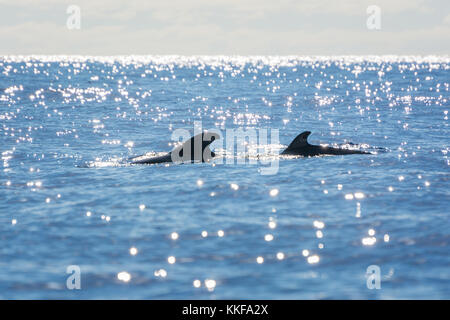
[
  {"x1": 286, "y1": 131, "x2": 311, "y2": 149},
  {"x1": 171, "y1": 131, "x2": 219, "y2": 162}
]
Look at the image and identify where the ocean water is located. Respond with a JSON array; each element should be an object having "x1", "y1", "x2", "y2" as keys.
[{"x1": 0, "y1": 55, "x2": 449, "y2": 299}]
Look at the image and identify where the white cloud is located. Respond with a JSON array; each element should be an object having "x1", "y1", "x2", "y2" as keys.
[
  {"x1": 0, "y1": 0, "x2": 448, "y2": 54},
  {"x1": 444, "y1": 14, "x2": 450, "y2": 25}
]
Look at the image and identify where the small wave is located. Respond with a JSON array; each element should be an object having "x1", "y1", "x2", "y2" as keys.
[
  {"x1": 2, "y1": 55, "x2": 449, "y2": 66},
  {"x1": 78, "y1": 156, "x2": 128, "y2": 168},
  {"x1": 336, "y1": 143, "x2": 388, "y2": 153}
]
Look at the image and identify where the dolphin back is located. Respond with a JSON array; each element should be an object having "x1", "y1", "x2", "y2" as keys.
[
  {"x1": 281, "y1": 131, "x2": 371, "y2": 156},
  {"x1": 130, "y1": 153, "x2": 172, "y2": 164}
]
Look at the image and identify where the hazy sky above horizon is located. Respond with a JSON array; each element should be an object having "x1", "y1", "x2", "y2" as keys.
[{"x1": 0, "y1": 0, "x2": 449, "y2": 55}]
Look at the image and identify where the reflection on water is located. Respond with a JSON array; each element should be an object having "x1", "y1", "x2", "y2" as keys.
[{"x1": 0, "y1": 56, "x2": 449, "y2": 299}]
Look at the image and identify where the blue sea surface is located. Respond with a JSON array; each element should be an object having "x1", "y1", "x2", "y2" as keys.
[{"x1": 0, "y1": 56, "x2": 449, "y2": 299}]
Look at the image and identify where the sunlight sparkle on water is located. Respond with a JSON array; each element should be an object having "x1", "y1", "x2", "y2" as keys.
[
  {"x1": 307, "y1": 255, "x2": 320, "y2": 264},
  {"x1": 269, "y1": 188, "x2": 279, "y2": 197},
  {"x1": 356, "y1": 202, "x2": 362, "y2": 218},
  {"x1": 193, "y1": 280, "x2": 201, "y2": 288},
  {"x1": 154, "y1": 269, "x2": 167, "y2": 278},
  {"x1": 354, "y1": 192, "x2": 365, "y2": 199},
  {"x1": 205, "y1": 279, "x2": 216, "y2": 291},
  {"x1": 168, "y1": 256, "x2": 176, "y2": 264},
  {"x1": 362, "y1": 237, "x2": 377, "y2": 246},
  {"x1": 117, "y1": 271, "x2": 131, "y2": 282},
  {"x1": 313, "y1": 220, "x2": 325, "y2": 229}
]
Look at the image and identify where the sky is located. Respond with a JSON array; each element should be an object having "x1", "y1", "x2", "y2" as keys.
[{"x1": 0, "y1": 0, "x2": 449, "y2": 55}]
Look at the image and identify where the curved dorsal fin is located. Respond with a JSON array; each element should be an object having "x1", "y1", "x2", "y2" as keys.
[
  {"x1": 287, "y1": 131, "x2": 311, "y2": 149},
  {"x1": 171, "y1": 131, "x2": 219, "y2": 162}
]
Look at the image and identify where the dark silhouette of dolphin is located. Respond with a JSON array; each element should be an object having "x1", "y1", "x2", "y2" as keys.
[
  {"x1": 130, "y1": 131, "x2": 219, "y2": 164},
  {"x1": 281, "y1": 131, "x2": 370, "y2": 156}
]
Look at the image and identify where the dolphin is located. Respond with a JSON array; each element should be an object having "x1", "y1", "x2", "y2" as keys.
[
  {"x1": 281, "y1": 131, "x2": 370, "y2": 156},
  {"x1": 130, "y1": 131, "x2": 219, "y2": 164}
]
